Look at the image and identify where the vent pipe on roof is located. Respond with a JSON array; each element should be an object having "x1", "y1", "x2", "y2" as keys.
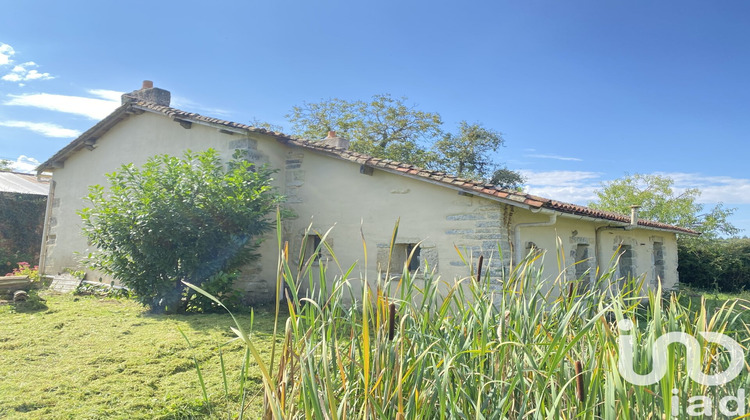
[
  {"x1": 630, "y1": 205, "x2": 641, "y2": 227},
  {"x1": 121, "y1": 80, "x2": 171, "y2": 107},
  {"x1": 321, "y1": 130, "x2": 350, "y2": 150}
]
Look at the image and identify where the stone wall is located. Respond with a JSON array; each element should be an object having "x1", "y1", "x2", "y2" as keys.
[{"x1": 444, "y1": 204, "x2": 510, "y2": 284}]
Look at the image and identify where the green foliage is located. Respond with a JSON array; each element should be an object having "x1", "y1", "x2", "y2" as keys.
[
  {"x1": 288, "y1": 95, "x2": 525, "y2": 186},
  {"x1": 64, "y1": 267, "x2": 86, "y2": 280},
  {"x1": 5, "y1": 261, "x2": 40, "y2": 281},
  {"x1": 248, "y1": 117, "x2": 285, "y2": 133},
  {"x1": 184, "y1": 270, "x2": 243, "y2": 313},
  {"x1": 288, "y1": 94, "x2": 443, "y2": 167},
  {"x1": 287, "y1": 94, "x2": 523, "y2": 189},
  {"x1": 190, "y1": 220, "x2": 750, "y2": 419},
  {"x1": 79, "y1": 148, "x2": 282, "y2": 313},
  {"x1": 0, "y1": 192, "x2": 46, "y2": 269},
  {"x1": 589, "y1": 173, "x2": 738, "y2": 238},
  {"x1": 74, "y1": 281, "x2": 132, "y2": 299},
  {"x1": 7, "y1": 289, "x2": 47, "y2": 313},
  {"x1": 433, "y1": 121, "x2": 504, "y2": 180},
  {"x1": 0, "y1": 159, "x2": 11, "y2": 171},
  {"x1": 678, "y1": 238, "x2": 750, "y2": 292},
  {"x1": 490, "y1": 166, "x2": 526, "y2": 190}
]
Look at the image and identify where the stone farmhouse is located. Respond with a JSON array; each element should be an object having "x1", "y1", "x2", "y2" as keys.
[{"x1": 36, "y1": 82, "x2": 697, "y2": 301}]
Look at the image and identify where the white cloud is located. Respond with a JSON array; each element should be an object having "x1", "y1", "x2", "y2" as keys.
[
  {"x1": 4, "y1": 92, "x2": 120, "y2": 120},
  {"x1": 521, "y1": 170, "x2": 601, "y2": 187},
  {"x1": 171, "y1": 95, "x2": 231, "y2": 117},
  {"x1": 656, "y1": 172, "x2": 750, "y2": 205},
  {"x1": 519, "y1": 169, "x2": 750, "y2": 206},
  {"x1": 0, "y1": 120, "x2": 80, "y2": 138},
  {"x1": 525, "y1": 185, "x2": 600, "y2": 204},
  {"x1": 9, "y1": 155, "x2": 40, "y2": 174},
  {"x1": 521, "y1": 170, "x2": 602, "y2": 203},
  {"x1": 1, "y1": 60, "x2": 53, "y2": 85},
  {"x1": 0, "y1": 43, "x2": 14, "y2": 66},
  {"x1": 1, "y1": 73, "x2": 21, "y2": 82},
  {"x1": 526, "y1": 153, "x2": 583, "y2": 162},
  {"x1": 88, "y1": 89, "x2": 124, "y2": 102}
]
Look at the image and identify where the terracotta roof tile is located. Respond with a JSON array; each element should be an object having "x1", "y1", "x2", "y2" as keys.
[
  {"x1": 526, "y1": 199, "x2": 545, "y2": 207},
  {"x1": 37, "y1": 100, "x2": 699, "y2": 235}
]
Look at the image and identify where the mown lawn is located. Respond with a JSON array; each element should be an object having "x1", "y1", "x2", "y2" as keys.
[
  {"x1": 1, "y1": 285, "x2": 746, "y2": 419},
  {"x1": 0, "y1": 292, "x2": 278, "y2": 419}
]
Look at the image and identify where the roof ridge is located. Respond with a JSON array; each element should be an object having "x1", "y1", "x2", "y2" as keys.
[{"x1": 38, "y1": 100, "x2": 699, "y2": 235}]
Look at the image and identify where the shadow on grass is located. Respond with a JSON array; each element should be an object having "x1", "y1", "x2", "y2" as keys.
[
  {"x1": 7, "y1": 293, "x2": 49, "y2": 313},
  {"x1": 136, "y1": 301, "x2": 283, "y2": 337}
]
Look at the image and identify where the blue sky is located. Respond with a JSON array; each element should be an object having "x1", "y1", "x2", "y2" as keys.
[{"x1": 1, "y1": 0, "x2": 749, "y2": 234}]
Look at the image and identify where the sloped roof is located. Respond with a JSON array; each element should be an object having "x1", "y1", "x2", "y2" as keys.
[
  {"x1": 0, "y1": 171, "x2": 50, "y2": 196},
  {"x1": 37, "y1": 100, "x2": 699, "y2": 235}
]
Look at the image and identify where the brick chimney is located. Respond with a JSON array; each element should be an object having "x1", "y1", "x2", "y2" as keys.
[
  {"x1": 321, "y1": 131, "x2": 350, "y2": 150},
  {"x1": 121, "y1": 80, "x2": 171, "y2": 106}
]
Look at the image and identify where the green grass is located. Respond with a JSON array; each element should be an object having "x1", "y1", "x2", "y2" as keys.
[
  {"x1": 0, "y1": 292, "x2": 277, "y2": 419},
  {"x1": 2, "y1": 247, "x2": 749, "y2": 418},
  {"x1": 675, "y1": 285, "x2": 750, "y2": 324}
]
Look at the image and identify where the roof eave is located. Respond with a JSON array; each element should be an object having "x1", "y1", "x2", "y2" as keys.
[
  {"x1": 36, "y1": 103, "x2": 137, "y2": 174},
  {"x1": 35, "y1": 99, "x2": 699, "y2": 236}
]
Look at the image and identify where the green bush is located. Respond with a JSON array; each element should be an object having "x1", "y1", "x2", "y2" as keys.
[
  {"x1": 678, "y1": 238, "x2": 750, "y2": 292},
  {"x1": 183, "y1": 270, "x2": 242, "y2": 313},
  {"x1": 79, "y1": 149, "x2": 282, "y2": 313}
]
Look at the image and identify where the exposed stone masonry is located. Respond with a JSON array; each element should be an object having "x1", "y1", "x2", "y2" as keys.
[{"x1": 445, "y1": 204, "x2": 510, "y2": 284}]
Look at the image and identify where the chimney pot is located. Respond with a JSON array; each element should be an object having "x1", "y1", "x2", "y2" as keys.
[
  {"x1": 629, "y1": 205, "x2": 641, "y2": 227},
  {"x1": 321, "y1": 131, "x2": 350, "y2": 150},
  {"x1": 122, "y1": 80, "x2": 171, "y2": 107}
]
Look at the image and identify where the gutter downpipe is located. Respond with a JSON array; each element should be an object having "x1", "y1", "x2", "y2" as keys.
[{"x1": 513, "y1": 209, "x2": 557, "y2": 267}]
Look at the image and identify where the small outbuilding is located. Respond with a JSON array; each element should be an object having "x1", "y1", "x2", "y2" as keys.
[{"x1": 0, "y1": 171, "x2": 49, "y2": 272}]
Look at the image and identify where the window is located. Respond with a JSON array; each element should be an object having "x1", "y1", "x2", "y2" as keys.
[
  {"x1": 574, "y1": 244, "x2": 590, "y2": 280},
  {"x1": 653, "y1": 242, "x2": 665, "y2": 284},
  {"x1": 406, "y1": 244, "x2": 421, "y2": 272},
  {"x1": 389, "y1": 243, "x2": 421, "y2": 274},
  {"x1": 303, "y1": 234, "x2": 322, "y2": 264},
  {"x1": 619, "y1": 245, "x2": 635, "y2": 279}
]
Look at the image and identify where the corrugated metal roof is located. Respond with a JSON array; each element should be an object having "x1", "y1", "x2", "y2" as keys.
[{"x1": 0, "y1": 172, "x2": 50, "y2": 196}]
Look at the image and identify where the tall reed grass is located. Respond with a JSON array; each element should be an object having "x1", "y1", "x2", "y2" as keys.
[{"x1": 186, "y1": 216, "x2": 750, "y2": 419}]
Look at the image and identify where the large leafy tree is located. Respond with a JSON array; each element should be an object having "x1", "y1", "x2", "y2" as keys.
[
  {"x1": 433, "y1": 121, "x2": 505, "y2": 181},
  {"x1": 79, "y1": 149, "x2": 282, "y2": 312},
  {"x1": 589, "y1": 173, "x2": 738, "y2": 239},
  {"x1": 288, "y1": 94, "x2": 443, "y2": 166},
  {"x1": 490, "y1": 167, "x2": 526, "y2": 190},
  {"x1": 287, "y1": 95, "x2": 524, "y2": 186},
  {"x1": 0, "y1": 159, "x2": 12, "y2": 171}
]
